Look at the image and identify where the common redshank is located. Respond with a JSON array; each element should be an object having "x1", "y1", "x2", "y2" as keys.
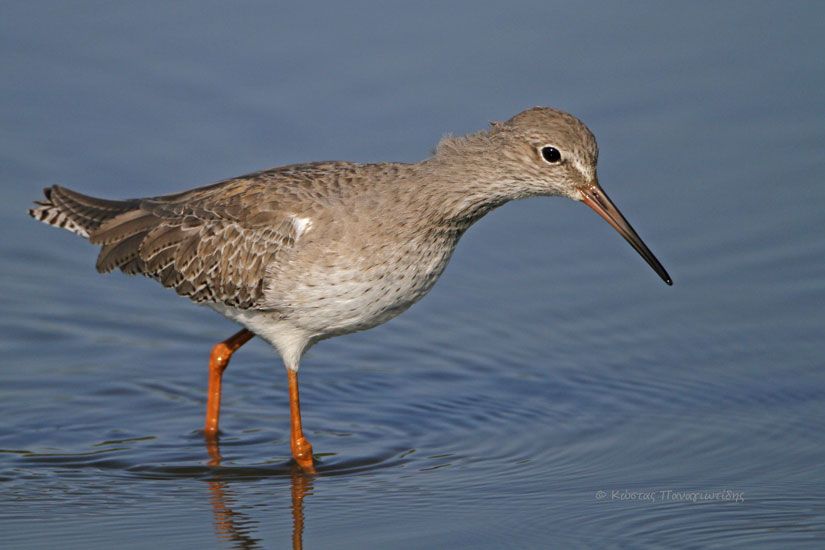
[{"x1": 29, "y1": 107, "x2": 671, "y2": 473}]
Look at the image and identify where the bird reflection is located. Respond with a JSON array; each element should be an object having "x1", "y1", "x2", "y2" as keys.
[
  {"x1": 206, "y1": 437, "x2": 314, "y2": 550},
  {"x1": 208, "y1": 477, "x2": 263, "y2": 549},
  {"x1": 289, "y1": 466, "x2": 312, "y2": 550}
]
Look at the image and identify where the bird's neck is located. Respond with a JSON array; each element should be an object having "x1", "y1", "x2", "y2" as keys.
[{"x1": 414, "y1": 156, "x2": 521, "y2": 231}]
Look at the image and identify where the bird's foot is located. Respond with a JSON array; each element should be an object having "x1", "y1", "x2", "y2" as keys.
[{"x1": 291, "y1": 436, "x2": 316, "y2": 474}]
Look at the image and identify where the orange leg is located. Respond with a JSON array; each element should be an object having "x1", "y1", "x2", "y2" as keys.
[
  {"x1": 204, "y1": 328, "x2": 254, "y2": 437},
  {"x1": 287, "y1": 369, "x2": 316, "y2": 473}
]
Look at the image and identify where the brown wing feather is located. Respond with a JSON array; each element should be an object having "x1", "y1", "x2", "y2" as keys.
[
  {"x1": 96, "y1": 233, "x2": 147, "y2": 273},
  {"x1": 32, "y1": 162, "x2": 358, "y2": 309},
  {"x1": 83, "y1": 175, "x2": 301, "y2": 309},
  {"x1": 91, "y1": 210, "x2": 161, "y2": 245}
]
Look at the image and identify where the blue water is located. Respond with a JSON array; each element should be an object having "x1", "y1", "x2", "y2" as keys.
[{"x1": 2, "y1": 2, "x2": 824, "y2": 548}]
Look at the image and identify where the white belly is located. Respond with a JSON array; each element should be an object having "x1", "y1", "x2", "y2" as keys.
[{"x1": 264, "y1": 232, "x2": 457, "y2": 338}]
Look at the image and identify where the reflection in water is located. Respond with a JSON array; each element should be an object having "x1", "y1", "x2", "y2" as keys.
[
  {"x1": 206, "y1": 437, "x2": 313, "y2": 550},
  {"x1": 289, "y1": 468, "x2": 312, "y2": 550},
  {"x1": 208, "y1": 479, "x2": 263, "y2": 549}
]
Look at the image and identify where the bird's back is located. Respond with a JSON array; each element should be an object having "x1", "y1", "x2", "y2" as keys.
[
  {"x1": 29, "y1": 162, "x2": 381, "y2": 309},
  {"x1": 28, "y1": 161, "x2": 460, "y2": 327}
]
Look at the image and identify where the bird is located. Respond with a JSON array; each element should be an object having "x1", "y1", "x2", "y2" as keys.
[{"x1": 29, "y1": 107, "x2": 672, "y2": 473}]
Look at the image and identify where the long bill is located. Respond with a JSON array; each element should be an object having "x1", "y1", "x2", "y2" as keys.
[{"x1": 579, "y1": 184, "x2": 672, "y2": 285}]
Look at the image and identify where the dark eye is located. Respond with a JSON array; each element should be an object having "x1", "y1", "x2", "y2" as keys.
[{"x1": 541, "y1": 146, "x2": 562, "y2": 164}]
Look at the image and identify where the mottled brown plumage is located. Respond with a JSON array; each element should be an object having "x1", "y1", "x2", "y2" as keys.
[{"x1": 34, "y1": 163, "x2": 360, "y2": 308}]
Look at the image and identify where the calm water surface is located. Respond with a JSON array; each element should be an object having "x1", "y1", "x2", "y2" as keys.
[{"x1": 2, "y1": 2, "x2": 824, "y2": 548}]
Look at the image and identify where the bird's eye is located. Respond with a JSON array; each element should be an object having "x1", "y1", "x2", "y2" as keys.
[{"x1": 540, "y1": 146, "x2": 562, "y2": 164}]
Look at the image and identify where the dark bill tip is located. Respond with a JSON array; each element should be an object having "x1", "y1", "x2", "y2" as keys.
[{"x1": 580, "y1": 185, "x2": 672, "y2": 286}]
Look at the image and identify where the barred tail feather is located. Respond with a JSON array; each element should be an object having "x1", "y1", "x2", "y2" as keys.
[{"x1": 28, "y1": 185, "x2": 139, "y2": 239}]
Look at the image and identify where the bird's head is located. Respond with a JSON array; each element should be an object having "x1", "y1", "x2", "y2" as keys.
[{"x1": 471, "y1": 107, "x2": 672, "y2": 285}]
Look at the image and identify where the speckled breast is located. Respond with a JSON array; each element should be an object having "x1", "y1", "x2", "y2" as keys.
[{"x1": 264, "y1": 222, "x2": 461, "y2": 338}]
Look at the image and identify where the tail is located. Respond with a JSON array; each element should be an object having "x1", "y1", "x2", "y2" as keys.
[{"x1": 28, "y1": 185, "x2": 140, "y2": 239}]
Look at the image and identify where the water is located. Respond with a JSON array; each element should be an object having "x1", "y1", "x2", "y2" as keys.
[{"x1": 2, "y1": 2, "x2": 824, "y2": 547}]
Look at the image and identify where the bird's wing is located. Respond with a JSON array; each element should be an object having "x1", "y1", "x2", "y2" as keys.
[{"x1": 88, "y1": 171, "x2": 311, "y2": 309}]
